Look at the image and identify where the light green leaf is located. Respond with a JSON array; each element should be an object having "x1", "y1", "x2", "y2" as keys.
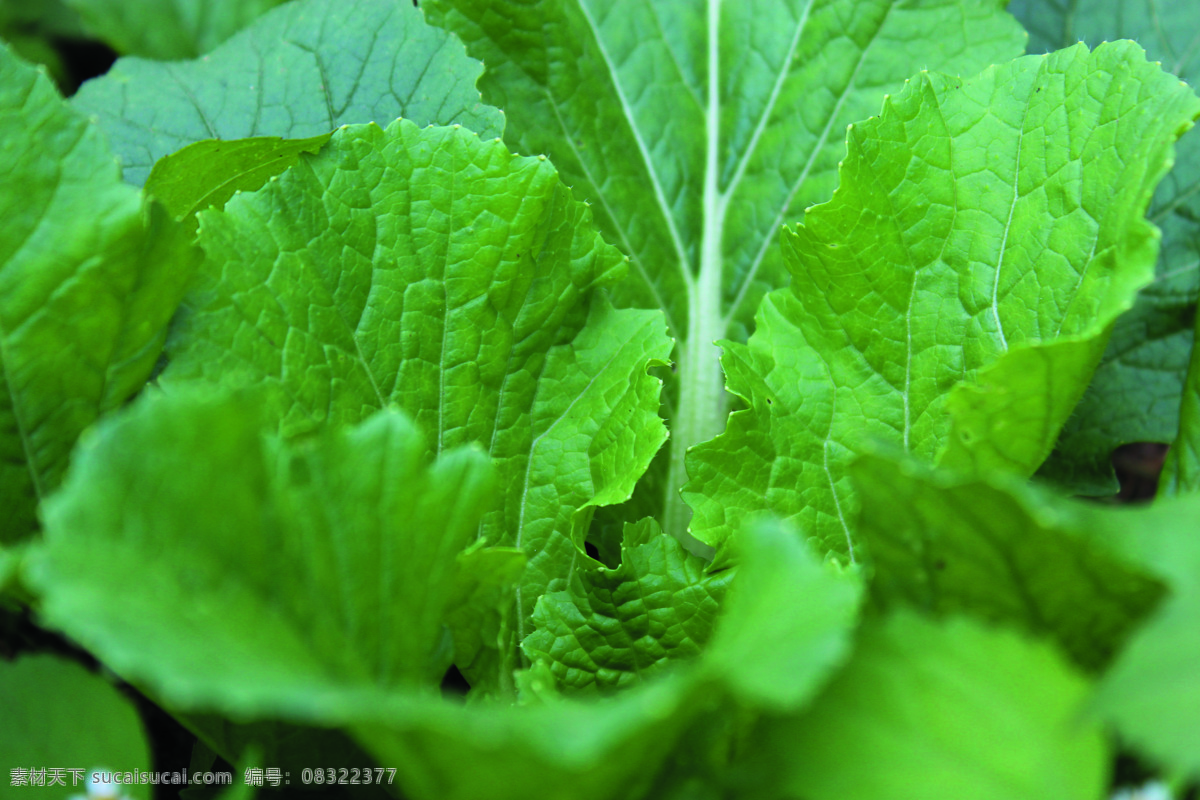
[
  {"x1": 143, "y1": 135, "x2": 330, "y2": 237},
  {"x1": 686, "y1": 42, "x2": 1200, "y2": 559},
  {"x1": 447, "y1": 545, "x2": 526, "y2": 690},
  {"x1": 0, "y1": 45, "x2": 198, "y2": 544},
  {"x1": 423, "y1": 0, "x2": 1025, "y2": 539},
  {"x1": 745, "y1": 613, "x2": 1108, "y2": 800},
  {"x1": 354, "y1": 675, "x2": 701, "y2": 800},
  {"x1": 72, "y1": 0, "x2": 502, "y2": 186},
  {"x1": 163, "y1": 119, "x2": 673, "y2": 695},
  {"x1": 0, "y1": 654, "x2": 151, "y2": 800},
  {"x1": 1011, "y1": 0, "x2": 1200, "y2": 494},
  {"x1": 1089, "y1": 493, "x2": 1200, "y2": 778},
  {"x1": 66, "y1": 0, "x2": 287, "y2": 60},
  {"x1": 28, "y1": 389, "x2": 494, "y2": 718},
  {"x1": 703, "y1": 519, "x2": 861, "y2": 711},
  {"x1": 524, "y1": 519, "x2": 732, "y2": 694},
  {"x1": 851, "y1": 452, "x2": 1163, "y2": 671}
]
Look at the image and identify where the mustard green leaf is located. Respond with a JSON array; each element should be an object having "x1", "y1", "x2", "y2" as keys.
[
  {"x1": 0, "y1": 654, "x2": 152, "y2": 800},
  {"x1": 1161, "y1": 302, "x2": 1200, "y2": 494},
  {"x1": 27, "y1": 389, "x2": 494, "y2": 719},
  {"x1": 686, "y1": 42, "x2": 1200, "y2": 559},
  {"x1": 143, "y1": 134, "x2": 330, "y2": 237},
  {"x1": 423, "y1": 0, "x2": 1026, "y2": 539},
  {"x1": 65, "y1": 0, "x2": 286, "y2": 60},
  {"x1": 703, "y1": 519, "x2": 861, "y2": 711},
  {"x1": 1011, "y1": 0, "x2": 1200, "y2": 494},
  {"x1": 1088, "y1": 494, "x2": 1200, "y2": 778},
  {"x1": 745, "y1": 613, "x2": 1108, "y2": 800},
  {"x1": 71, "y1": 0, "x2": 502, "y2": 186},
  {"x1": 354, "y1": 675, "x2": 702, "y2": 800},
  {"x1": 0, "y1": 45, "x2": 198, "y2": 544},
  {"x1": 851, "y1": 452, "x2": 1163, "y2": 671},
  {"x1": 523, "y1": 519, "x2": 732, "y2": 694},
  {"x1": 163, "y1": 120, "x2": 673, "y2": 696}
]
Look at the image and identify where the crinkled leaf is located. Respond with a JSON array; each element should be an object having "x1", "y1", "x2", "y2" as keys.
[
  {"x1": 744, "y1": 613, "x2": 1108, "y2": 800},
  {"x1": 72, "y1": 0, "x2": 502, "y2": 186},
  {"x1": 524, "y1": 519, "x2": 732, "y2": 694},
  {"x1": 424, "y1": 0, "x2": 1025, "y2": 538},
  {"x1": 1089, "y1": 493, "x2": 1200, "y2": 778},
  {"x1": 65, "y1": 0, "x2": 286, "y2": 60},
  {"x1": 686, "y1": 42, "x2": 1200, "y2": 559},
  {"x1": 1011, "y1": 0, "x2": 1200, "y2": 494},
  {"x1": 0, "y1": 654, "x2": 152, "y2": 799},
  {"x1": 852, "y1": 452, "x2": 1163, "y2": 671},
  {"x1": 144, "y1": 135, "x2": 330, "y2": 237},
  {"x1": 0, "y1": 45, "x2": 197, "y2": 544},
  {"x1": 447, "y1": 546, "x2": 526, "y2": 693},
  {"x1": 703, "y1": 519, "x2": 861, "y2": 711},
  {"x1": 163, "y1": 120, "x2": 673, "y2": 695},
  {"x1": 28, "y1": 390, "x2": 494, "y2": 718}
]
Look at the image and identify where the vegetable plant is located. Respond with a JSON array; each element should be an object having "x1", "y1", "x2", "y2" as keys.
[{"x1": 2, "y1": 1, "x2": 1200, "y2": 798}]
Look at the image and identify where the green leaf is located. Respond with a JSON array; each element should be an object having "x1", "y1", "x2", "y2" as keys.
[
  {"x1": 686, "y1": 42, "x2": 1200, "y2": 559},
  {"x1": 703, "y1": 519, "x2": 862, "y2": 711},
  {"x1": 354, "y1": 675, "x2": 702, "y2": 800},
  {"x1": 0, "y1": 45, "x2": 198, "y2": 544},
  {"x1": 1161, "y1": 301, "x2": 1200, "y2": 494},
  {"x1": 143, "y1": 135, "x2": 331, "y2": 237},
  {"x1": 1010, "y1": 0, "x2": 1200, "y2": 494},
  {"x1": 423, "y1": 0, "x2": 1026, "y2": 539},
  {"x1": 71, "y1": 0, "x2": 503, "y2": 186},
  {"x1": 28, "y1": 389, "x2": 495, "y2": 718},
  {"x1": 744, "y1": 613, "x2": 1108, "y2": 800},
  {"x1": 162, "y1": 119, "x2": 673, "y2": 695},
  {"x1": 523, "y1": 519, "x2": 733, "y2": 694},
  {"x1": 0, "y1": 654, "x2": 151, "y2": 799},
  {"x1": 66, "y1": 0, "x2": 287, "y2": 60},
  {"x1": 851, "y1": 452, "x2": 1163, "y2": 671},
  {"x1": 1089, "y1": 493, "x2": 1200, "y2": 778}
]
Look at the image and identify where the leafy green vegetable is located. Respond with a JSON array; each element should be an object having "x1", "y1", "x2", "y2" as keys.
[
  {"x1": 28, "y1": 388, "x2": 495, "y2": 717},
  {"x1": 423, "y1": 0, "x2": 1026, "y2": 538},
  {"x1": 686, "y1": 41, "x2": 1200, "y2": 559},
  {"x1": 66, "y1": 0, "x2": 286, "y2": 59},
  {"x1": 143, "y1": 135, "x2": 330, "y2": 236},
  {"x1": 524, "y1": 518, "x2": 733, "y2": 694},
  {"x1": 744, "y1": 613, "x2": 1109, "y2": 800},
  {"x1": 1090, "y1": 494, "x2": 1200, "y2": 778},
  {"x1": 161, "y1": 119, "x2": 673, "y2": 693},
  {"x1": 1011, "y1": 0, "x2": 1200, "y2": 494},
  {"x1": 0, "y1": 654, "x2": 152, "y2": 799},
  {"x1": 72, "y1": 0, "x2": 502, "y2": 185},
  {"x1": 7, "y1": 2, "x2": 1200, "y2": 797},
  {"x1": 0, "y1": 44, "x2": 197, "y2": 544},
  {"x1": 852, "y1": 451, "x2": 1163, "y2": 670}
]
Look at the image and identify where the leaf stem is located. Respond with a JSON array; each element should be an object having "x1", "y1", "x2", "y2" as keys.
[{"x1": 663, "y1": 0, "x2": 726, "y2": 547}]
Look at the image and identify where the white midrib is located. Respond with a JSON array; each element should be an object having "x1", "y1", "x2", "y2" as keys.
[{"x1": 662, "y1": 0, "x2": 726, "y2": 540}]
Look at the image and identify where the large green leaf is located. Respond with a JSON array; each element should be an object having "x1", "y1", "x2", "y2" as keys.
[
  {"x1": 423, "y1": 0, "x2": 1026, "y2": 539},
  {"x1": 1010, "y1": 0, "x2": 1200, "y2": 494},
  {"x1": 66, "y1": 0, "x2": 287, "y2": 60},
  {"x1": 851, "y1": 452, "x2": 1163, "y2": 671},
  {"x1": 0, "y1": 45, "x2": 197, "y2": 544},
  {"x1": 743, "y1": 613, "x2": 1108, "y2": 800},
  {"x1": 1089, "y1": 493, "x2": 1200, "y2": 778},
  {"x1": 523, "y1": 519, "x2": 733, "y2": 694},
  {"x1": 71, "y1": 0, "x2": 502, "y2": 186},
  {"x1": 28, "y1": 389, "x2": 495, "y2": 718},
  {"x1": 0, "y1": 654, "x2": 152, "y2": 799},
  {"x1": 686, "y1": 42, "x2": 1200, "y2": 559},
  {"x1": 162, "y1": 120, "x2": 673, "y2": 695}
]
